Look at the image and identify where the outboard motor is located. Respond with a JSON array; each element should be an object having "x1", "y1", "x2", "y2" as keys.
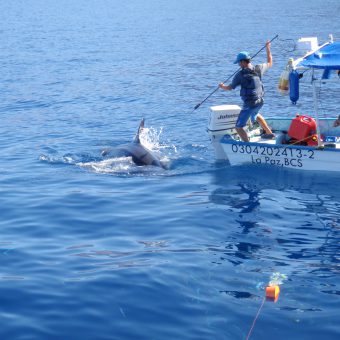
[{"x1": 207, "y1": 105, "x2": 240, "y2": 159}]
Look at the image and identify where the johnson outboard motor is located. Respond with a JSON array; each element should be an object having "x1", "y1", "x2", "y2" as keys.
[{"x1": 207, "y1": 105, "x2": 240, "y2": 159}]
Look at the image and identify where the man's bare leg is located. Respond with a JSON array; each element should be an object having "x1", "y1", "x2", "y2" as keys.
[
  {"x1": 236, "y1": 127, "x2": 249, "y2": 142},
  {"x1": 256, "y1": 114, "x2": 273, "y2": 134}
]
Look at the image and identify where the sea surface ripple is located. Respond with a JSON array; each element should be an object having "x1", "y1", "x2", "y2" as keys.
[{"x1": 0, "y1": 0, "x2": 339, "y2": 339}]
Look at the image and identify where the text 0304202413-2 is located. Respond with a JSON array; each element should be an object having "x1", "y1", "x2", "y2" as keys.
[
  {"x1": 230, "y1": 144, "x2": 315, "y2": 168},
  {"x1": 231, "y1": 144, "x2": 315, "y2": 159}
]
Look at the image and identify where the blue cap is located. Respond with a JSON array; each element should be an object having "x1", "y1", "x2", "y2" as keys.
[{"x1": 234, "y1": 51, "x2": 251, "y2": 64}]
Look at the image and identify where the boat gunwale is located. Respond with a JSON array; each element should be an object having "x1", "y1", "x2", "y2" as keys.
[{"x1": 220, "y1": 137, "x2": 340, "y2": 153}]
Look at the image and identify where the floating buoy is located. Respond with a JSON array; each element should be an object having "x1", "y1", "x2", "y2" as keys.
[
  {"x1": 278, "y1": 58, "x2": 293, "y2": 95},
  {"x1": 278, "y1": 68, "x2": 290, "y2": 95},
  {"x1": 289, "y1": 70, "x2": 300, "y2": 104},
  {"x1": 265, "y1": 285, "x2": 280, "y2": 301},
  {"x1": 246, "y1": 274, "x2": 286, "y2": 339}
]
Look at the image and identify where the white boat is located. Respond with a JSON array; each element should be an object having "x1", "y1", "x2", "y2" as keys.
[{"x1": 208, "y1": 37, "x2": 340, "y2": 172}]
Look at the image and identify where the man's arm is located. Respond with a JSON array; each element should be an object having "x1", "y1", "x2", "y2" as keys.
[
  {"x1": 219, "y1": 83, "x2": 232, "y2": 91},
  {"x1": 266, "y1": 40, "x2": 273, "y2": 68}
]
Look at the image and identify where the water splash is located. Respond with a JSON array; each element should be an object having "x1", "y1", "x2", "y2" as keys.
[
  {"x1": 269, "y1": 272, "x2": 288, "y2": 286},
  {"x1": 39, "y1": 125, "x2": 218, "y2": 175},
  {"x1": 140, "y1": 126, "x2": 177, "y2": 158},
  {"x1": 256, "y1": 272, "x2": 288, "y2": 291},
  {"x1": 39, "y1": 153, "x2": 97, "y2": 165},
  {"x1": 139, "y1": 126, "x2": 162, "y2": 150},
  {"x1": 141, "y1": 126, "x2": 171, "y2": 167},
  {"x1": 77, "y1": 157, "x2": 134, "y2": 174}
]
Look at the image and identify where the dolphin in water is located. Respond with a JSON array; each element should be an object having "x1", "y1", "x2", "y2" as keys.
[{"x1": 101, "y1": 118, "x2": 166, "y2": 168}]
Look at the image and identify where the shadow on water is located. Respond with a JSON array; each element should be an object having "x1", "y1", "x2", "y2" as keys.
[
  {"x1": 208, "y1": 164, "x2": 339, "y2": 289},
  {"x1": 211, "y1": 163, "x2": 340, "y2": 202}
]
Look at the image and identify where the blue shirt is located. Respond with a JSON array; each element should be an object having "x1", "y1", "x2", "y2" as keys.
[{"x1": 230, "y1": 63, "x2": 269, "y2": 106}]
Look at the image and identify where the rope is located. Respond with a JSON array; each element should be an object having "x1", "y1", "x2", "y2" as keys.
[
  {"x1": 289, "y1": 134, "x2": 315, "y2": 145},
  {"x1": 276, "y1": 38, "x2": 297, "y2": 54},
  {"x1": 245, "y1": 296, "x2": 266, "y2": 340}
]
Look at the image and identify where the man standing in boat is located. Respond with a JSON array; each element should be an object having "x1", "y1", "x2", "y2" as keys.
[{"x1": 219, "y1": 41, "x2": 274, "y2": 142}]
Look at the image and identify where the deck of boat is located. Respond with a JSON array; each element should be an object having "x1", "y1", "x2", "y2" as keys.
[{"x1": 248, "y1": 131, "x2": 340, "y2": 149}]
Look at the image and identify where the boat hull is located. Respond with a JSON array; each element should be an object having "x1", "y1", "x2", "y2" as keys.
[{"x1": 221, "y1": 137, "x2": 340, "y2": 172}]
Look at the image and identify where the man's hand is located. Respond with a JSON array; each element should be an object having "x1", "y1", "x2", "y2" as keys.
[{"x1": 219, "y1": 83, "x2": 231, "y2": 90}]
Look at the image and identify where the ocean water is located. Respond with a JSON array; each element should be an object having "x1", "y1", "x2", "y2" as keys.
[{"x1": 0, "y1": 0, "x2": 339, "y2": 339}]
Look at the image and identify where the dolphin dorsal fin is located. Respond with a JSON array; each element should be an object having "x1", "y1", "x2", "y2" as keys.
[{"x1": 133, "y1": 118, "x2": 145, "y2": 143}]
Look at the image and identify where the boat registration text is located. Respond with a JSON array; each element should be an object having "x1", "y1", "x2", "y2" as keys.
[{"x1": 230, "y1": 144, "x2": 315, "y2": 168}]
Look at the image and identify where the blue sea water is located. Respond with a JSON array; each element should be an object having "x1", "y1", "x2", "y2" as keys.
[{"x1": 0, "y1": 0, "x2": 339, "y2": 339}]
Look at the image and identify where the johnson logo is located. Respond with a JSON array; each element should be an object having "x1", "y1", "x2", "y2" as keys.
[{"x1": 218, "y1": 114, "x2": 238, "y2": 120}]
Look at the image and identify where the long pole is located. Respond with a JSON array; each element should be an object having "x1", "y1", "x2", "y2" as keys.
[
  {"x1": 312, "y1": 69, "x2": 322, "y2": 147},
  {"x1": 191, "y1": 34, "x2": 279, "y2": 113}
]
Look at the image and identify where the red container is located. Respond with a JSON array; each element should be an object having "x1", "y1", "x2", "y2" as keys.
[{"x1": 288, "y1": 115, "x2": 316, "y2": 140}]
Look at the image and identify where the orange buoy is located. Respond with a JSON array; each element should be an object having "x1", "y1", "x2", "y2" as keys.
[
  {"x1": 246, "y1": 283, "x2": 282, "y2": 339},
  {"x1": 265, "y1": 285, "x2": 280, "y2": 301}
]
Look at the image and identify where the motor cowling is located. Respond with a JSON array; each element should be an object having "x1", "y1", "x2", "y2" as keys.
[{"x1": 207, "y1": 105, "x2": 240, "y2": 160}]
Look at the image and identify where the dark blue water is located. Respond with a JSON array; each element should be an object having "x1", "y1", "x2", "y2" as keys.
[{"x1": 1, "y1": 0, "x2": 339, "y2": 339}]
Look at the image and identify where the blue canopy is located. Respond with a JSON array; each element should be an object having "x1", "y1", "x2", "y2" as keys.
[{"x1": 297, "y1": 42, "x2": 340, "y2": 69}]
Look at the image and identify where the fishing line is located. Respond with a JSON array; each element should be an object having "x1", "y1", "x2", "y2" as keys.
[
  {"x1": 245, "y1": 278, "x2": 282, "y2": 339},
  {"x1": 318, "y1": 70, "x2": 340, "y2": 118},
  {"x1": 245, "y1": 296, "x2": 266, "y2": 340},
  {"x1": 276, "y1": 38, "x2": 297, "y2": 54},
  {"x1": 315, "y1": 78, "x2": 328, "y2": 119},
  {"x1": 318, "y1": 79, "x2": 325, "y2": 117}
]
